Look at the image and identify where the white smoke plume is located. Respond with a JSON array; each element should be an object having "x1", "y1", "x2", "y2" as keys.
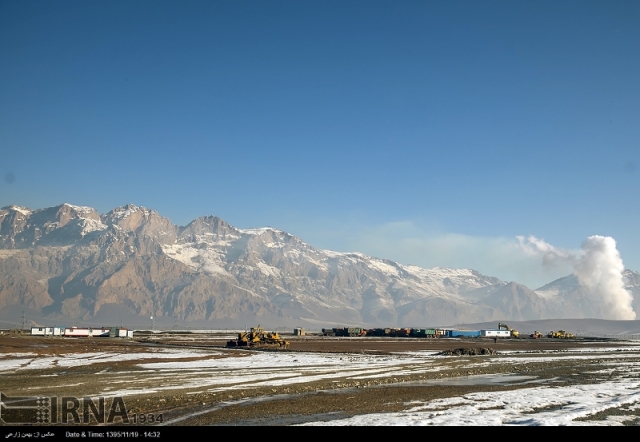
[{"x1": 517, "y1": 235, "x2": 636, "y2": 320}]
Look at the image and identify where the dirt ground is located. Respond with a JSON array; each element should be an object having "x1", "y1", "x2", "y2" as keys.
[
  {"x1": 287, "y1": 336, "x2": 622, "y2": 353},
  {"x1": 0, "y1": 334, "x2": 624, "y2": 353},
  {"x1": 133, "y1": 333, "x2": 626, "y2": 353},
  {"x1": 1, "y1": 334, "x2": 638, "y2": 426}
]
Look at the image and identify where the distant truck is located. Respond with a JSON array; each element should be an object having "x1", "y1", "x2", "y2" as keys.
[
  {"x1": 411, "y1": 328, "x2": 438, "y2": 338},
  {"x1": 322, "y1": 327, "x2": 366, "y2": 337}
]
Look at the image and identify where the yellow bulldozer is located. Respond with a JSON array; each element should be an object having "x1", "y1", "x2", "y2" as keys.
[
  {"x1": 498, "y1": 323, "x2": 520, "y2": 338},
  {"x1": 547, "y1": 330, "x2": 575, "y2": 339},
  {"x1": 226, "y1": 326, "x2": 290, "y2": 349}
]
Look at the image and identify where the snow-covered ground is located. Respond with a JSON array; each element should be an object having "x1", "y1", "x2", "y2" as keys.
[
  {"x1": 2, "y1": 343, "x2": 640, "y2": 425},
  {"x1": 0, "y1": 348, "x2": 217, "y2": 371},
  {"x1": 300, "y1": 346, "x2": 640, "y2": 426},
  {"x1": 0, "y1": 347, "x2": 450, "y2": 396},
  {"x1": 302, "y1": 378, "x2": 640, "y2": 426}
]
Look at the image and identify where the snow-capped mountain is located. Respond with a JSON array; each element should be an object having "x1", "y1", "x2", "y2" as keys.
[{"x1": 0, "y1": 203, "x2": 637, "y2": 328}]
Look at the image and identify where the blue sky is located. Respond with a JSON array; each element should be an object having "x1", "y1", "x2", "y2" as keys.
[{"x1": 1, "y1": 1, "x2": 639, "y2": 288}]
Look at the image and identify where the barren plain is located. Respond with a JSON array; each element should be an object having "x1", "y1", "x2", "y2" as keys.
[{"x1": 1, "y1": 333, "x2": 640, "y2": 426}]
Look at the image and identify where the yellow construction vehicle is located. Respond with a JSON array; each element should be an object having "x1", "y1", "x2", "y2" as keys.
[
  {"x1": 498, "y1": 323, "x2": 520, "y2": 338},
  {"x1": 547, "y1": 330, "x2": 575, "y2": 339},
  {"x1": 226, "y1": 326, "x2": 290, "y2": 349},
  {"x1": 530, "y1": 331, "x2": 543, "y2": 339}
]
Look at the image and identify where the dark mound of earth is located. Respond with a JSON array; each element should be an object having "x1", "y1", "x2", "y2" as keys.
[{"x1": 437, "y1": 347, "x2": 497, "y2": 356}]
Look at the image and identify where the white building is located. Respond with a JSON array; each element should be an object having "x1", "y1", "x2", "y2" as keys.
[
  {"x1": 481, "y1": 329, "x2": 511, "y2": 338},
  {"x1": 116, "y1": 328, "x2": 133, "y2": 338},
  {"x1": 63, "y1": 327, "x2": 111, "y2": 337},
  {"x1": 30, "y1": 326, "x2": 63, "y2": 336}
]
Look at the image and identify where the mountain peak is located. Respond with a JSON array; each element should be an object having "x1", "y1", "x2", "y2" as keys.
[
  {"x1": 100, "y1": 204, "x2": 175, "y2": 244},
  {"x1": 179, "y1": 215, "x2": 238, "y2": 238},
  {"x1": 61, "y1": 202, "x2": 96, "y2": 213},
  {"x1": 1, "y1": 205, "x2": 32, "y2": 215},
  {"x1": 104, "y1": 204, "x2": 150, "y2": 220}
]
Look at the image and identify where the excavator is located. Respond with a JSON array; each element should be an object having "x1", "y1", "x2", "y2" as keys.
[
  {"x1": 498, "y1": 323, "x2": 520, "y2": 338},
  {"x1": 530, "y1": 331, "x2": 543, "y2": 339},
  {"x1": 226, "y1": 326, "x2": 290, "y2": 349}
]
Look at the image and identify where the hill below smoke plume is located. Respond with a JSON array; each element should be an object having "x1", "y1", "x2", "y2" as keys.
[
  {"x1": 0, "y1": 203, "x2": 638, "y2": 329},
  {"x1": 455, "y1": 319, "x2": 640, "y2": 337}
]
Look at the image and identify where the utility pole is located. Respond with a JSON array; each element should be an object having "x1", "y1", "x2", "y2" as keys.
[{"x1": 21, "y1": 310, "x2": 25, "y2": 331}]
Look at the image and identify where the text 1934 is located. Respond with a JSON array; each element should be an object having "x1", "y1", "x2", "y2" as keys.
[{"x1": 128, "y1": 413, "x2": 164, "y2": 424}]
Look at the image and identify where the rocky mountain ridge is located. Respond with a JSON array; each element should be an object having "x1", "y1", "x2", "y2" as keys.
[{"x1": 0, "y1": 203, "x2": 637, "y2": 328}]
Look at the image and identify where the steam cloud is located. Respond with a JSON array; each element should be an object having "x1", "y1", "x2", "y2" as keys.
[{"x1": 517, "y1": 235, "x2": 636, "y2": 320}]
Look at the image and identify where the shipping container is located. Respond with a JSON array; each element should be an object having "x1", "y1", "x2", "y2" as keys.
[
  {"x1": 336, "y1": 327, "x2": 364, "y2": 337},
  {"x1": 449, "y1": 330, "x2": 481, "y2": 338},
  {"x1": 367, "y1": 328, "x2": 389, "y2": 336}
]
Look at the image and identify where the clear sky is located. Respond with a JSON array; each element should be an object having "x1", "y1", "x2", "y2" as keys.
[{"x1": 1, "y1": 1, "x2": 639, "y2": 288}]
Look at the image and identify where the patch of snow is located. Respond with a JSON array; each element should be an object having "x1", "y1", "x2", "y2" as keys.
[
  {"x1": 535, "y1": 288, "x2": 561, "y2": 300},
  {"x1": 256, "y1": 262, "x2": 281, "y2": 278},
  {"x1": 239, "y1": 227, "x2": 281, "y2": 235},
  {"x1": 0, "y1": 349, "x2": 216, "y2": 372},
  {"x1": 368, "y1": 259, "x2": 400, "y2": 277},
  {"x1": 6, "y1": 206, "x2": 32, "y2": 216},
  {"x1": 79, "y1": 218, "x2": 107, "y2": 236},
  {"x1": 0, "y1": 358, "x2": 34, "y2": 371},
  {"x1": 109, "y1": 205, "x2": 140, "y2": 220},
  {"x1": 301, "y1": 378, "x2": 640, "y2": 426},
  {"x1": 321, "y1": 250, "x2": 368, "y2": 260},
  {"x1": 321, "y1": 250, "x2": 348, "y2": 258},
  {"x1": 63, "y1": 203, "x2": 95, "y2": 214},
  {"x1": 162, "y1": 243, "x2": 230, "y2": 276}
]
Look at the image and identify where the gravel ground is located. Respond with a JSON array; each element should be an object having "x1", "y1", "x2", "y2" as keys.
[{"x1": 1, "y1": 334, "x2": 639, "y2": 426}]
